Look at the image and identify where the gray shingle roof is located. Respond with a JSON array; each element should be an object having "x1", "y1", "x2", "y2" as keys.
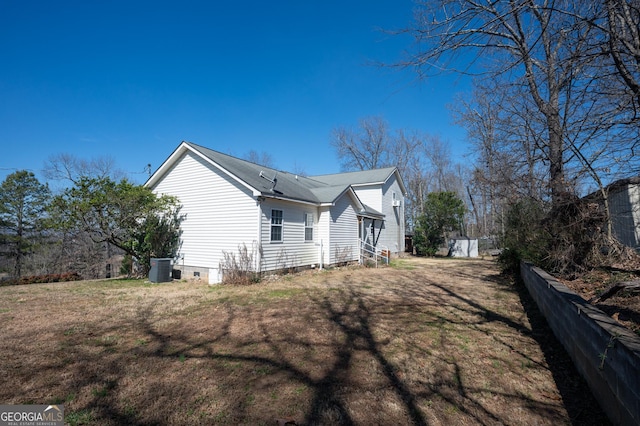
[
  {"x1": 187, "y1": 142, "x2": 329, "y2": 203},
  {"x1": 311, "y1": 167, "x2": 399, "y2": 186},
  {"x1": 150, "y1": 142, "x2": 395, "y2": 218},
  {"x1": 144, "y1": 143, "x2": 397, "y2": 217}
]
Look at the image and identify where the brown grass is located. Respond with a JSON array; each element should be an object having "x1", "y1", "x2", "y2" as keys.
[{"x1": 0, "y1": 257, "x2": 609, "y2": 425}]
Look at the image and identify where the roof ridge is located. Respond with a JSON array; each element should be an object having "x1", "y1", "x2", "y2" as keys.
[
  {"x1": 310, "y1": 166, "x2": 397, "y2": 178},
  {"x1": 184, "y1": 141, "x2": 281, "y2": 173}
]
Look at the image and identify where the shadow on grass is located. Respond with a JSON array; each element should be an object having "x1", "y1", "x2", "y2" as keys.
[
  {"x1": 430, "y1": 266, "x2": 610, "y2": 425},
  {"x1": 434, "y1": 275, "x2": 610, "y2": 426},
  {"x1": 2, "y1": 260, "x2": 612, "y2": 425},
  {"x1": 51, "y1": 284, "x2": 429, "y2": 424},
  {"x1": 303, "y1": 284, "x2": 427, "y2": 426},
  {"x1": 511, "y1": 279, "x2": 612, "y2": 425}
]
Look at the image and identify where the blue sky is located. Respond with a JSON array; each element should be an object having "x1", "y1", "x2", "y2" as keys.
[{"x1": 0, "y1": 0, "x2": 471, "y2": 185}]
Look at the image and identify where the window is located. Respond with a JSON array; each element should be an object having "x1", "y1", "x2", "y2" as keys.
[
  {"x1": 304, "y1": 213, "x2": 313, "y2": 241},
  {"x1": 270, "y1": 209, "x2": 283, "y2": 242}
]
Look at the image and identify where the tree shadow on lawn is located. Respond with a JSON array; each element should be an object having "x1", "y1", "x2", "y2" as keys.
[
  {"x1": 303, "y1": 285, "x2": 427, "y2": 425},
  {"x1": 3, "y1": 264, "x2": 609, "y2": 425},
  {"x1": 510, "y1": 279, "x2": 612, "y2": 425},
  {"x1": 446, "y1": 267, "x2": 611, "y2": 425},
  {"x1": 50, "y1": 288, "x2": 446, "y2": 424},
  {"x1": 83, "y1": 290, "x2": 427, "y2": 425}
]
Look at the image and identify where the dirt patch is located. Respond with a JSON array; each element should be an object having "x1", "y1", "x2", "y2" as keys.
[
  {"x1": 0, "y1": 257, "x2": 609, "y2": 425},
  {"x1": 561, "y1": 268, "x2": 640, "y2": 335}
]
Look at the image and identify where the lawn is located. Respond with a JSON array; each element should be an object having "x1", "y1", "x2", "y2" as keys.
[{"x1": 0, "y1": 257, "x2": 609, "y2": 425}]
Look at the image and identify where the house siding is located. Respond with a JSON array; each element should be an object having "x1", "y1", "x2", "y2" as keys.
[
  {"x1": 259, "y1": 198, "x2": 320, "y2": 271},
  {"x1": 151, "y1": 152, "x2": 259, "y2": 280},
  {"x1": 380, "y1": 177, "x2": 405, "y2": 254},
  {"x1": 329, "y1": 193, "x2": 359, "y2": 264},
  {"x1": 353, "y1": 185, "x2": 382, "y2": 211},
  {"x1": 609, "y1": 183, "x2": 640, "y2": 249},
  {"x1": 352, "y1": 174, "x2": 405, "y2": 255},
  {"x1": 317, "y1": 206, "x2": 331, "y2": 267}
]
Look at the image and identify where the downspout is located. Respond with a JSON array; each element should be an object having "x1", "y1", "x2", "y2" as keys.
[
  {"x1": 256, "y1": 197, "x2": 263, "y2": 274},
  {"x1": 359, "y1": 217, "x2": 365, "y2": 264}
]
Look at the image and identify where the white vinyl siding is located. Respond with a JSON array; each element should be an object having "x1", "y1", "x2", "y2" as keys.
[
  {"x1": 352, "y1": 174, "x2": 405, "y2": 255},
  {"x1": 353, "y1": 185, "x2": 382, "y2": 212},
  {"x1": 317, "y1": 207, "x2": 331, "y2": 266},
  {"x1": 151, "y1": 151, "x2": 258, "y2": 271},
  {"x1": 259, "y1": 199, "x2": 319, "y2": 271},
  {"x1": 329, "y1": 193, "x2": 359, "y2": 264},
  {"x1": 380, "y1": 177, "x2": 405, "y2": 254}
]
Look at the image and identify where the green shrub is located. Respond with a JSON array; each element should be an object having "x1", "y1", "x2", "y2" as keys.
[{"x1": 498, "y1": 198, "x2": 548, "y2": 274}]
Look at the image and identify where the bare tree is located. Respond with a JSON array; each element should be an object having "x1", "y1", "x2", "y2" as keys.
[
  {"x1": 331, "y1": 116, "x2": 393, "y2": 171},
  {"x1": 43, "y1": 153, "x2": 126, "y2": 186},
  {"x1": 602, "y1": 0, "x2": 640, "y2": 119},
  {"x1": 451, "y1": 77, "x2": 551, "y2": 236},
  {"x1": 291, "y1": 161, "x2": 308, "y2": 177},
  {"x1": 400, "y1": 0, "x2": 609, "y2": 207},
  {"x1": 331, "y1": 116, "x2": 467, "y2": 232},
  {"x1": 244, "y1": 150, "x2": 275, "y2": 168},
  {"x1": 394, "y1": 129, "x2": 433, "y2": 222}
]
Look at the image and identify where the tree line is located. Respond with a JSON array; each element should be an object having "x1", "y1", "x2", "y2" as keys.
[
  {"x1": 332, "y1": 0, "x2": 640, "y2": 272},
  {"x1": 4, "y1": 0, "x2": 638, "y2": 280},
  {"x1": 401, "y1": 0, "x2": 640, "y2": 274},
  {"x1": 0, "y1": 156, "x2": 182, "y2": 282}
]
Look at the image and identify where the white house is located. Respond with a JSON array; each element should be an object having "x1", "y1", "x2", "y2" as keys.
[{"x1": 146, "y1": 141, "x2": 407, "y2": 283}]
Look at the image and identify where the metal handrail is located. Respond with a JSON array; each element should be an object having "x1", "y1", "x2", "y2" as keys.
[{"x1": 360, "y1": 240, "x2": 389, "y2": 267}]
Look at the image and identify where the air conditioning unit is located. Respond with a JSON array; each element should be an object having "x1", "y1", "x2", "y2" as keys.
[{"x1": 392, "y1": 200, "x2": 401, "y2": 207}]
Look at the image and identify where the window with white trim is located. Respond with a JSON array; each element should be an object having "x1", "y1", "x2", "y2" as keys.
[
  {"x1": 270, "y1": 209, "x2": 283, "y2": 242},
  {"x1": 304, "y1": 213, "x2": 313, "y2": 241}
]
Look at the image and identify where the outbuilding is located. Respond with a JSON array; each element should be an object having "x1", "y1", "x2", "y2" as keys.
[{"x1": 449, "y1": 237, "x2": 478, "y2": 258}]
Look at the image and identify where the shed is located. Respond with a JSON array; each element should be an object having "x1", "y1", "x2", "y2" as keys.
[{"x1": 449, "y1": 237, "x2": 478, "y2": 258}]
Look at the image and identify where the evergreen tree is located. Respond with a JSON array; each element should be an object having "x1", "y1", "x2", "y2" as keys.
[
  {"x1": 413, "y1": 192, "x2": 465, "y2": 256},
  {"x1": 0, "y1": 171, "x2": 51, "y2": 278}
]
